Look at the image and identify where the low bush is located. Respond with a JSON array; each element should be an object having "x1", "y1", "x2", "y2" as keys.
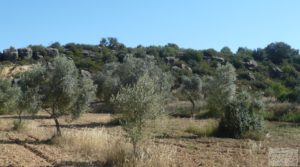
[
  {"x1": 280, "y1": 112, "x2": 300, "y2": 123},
  {"x1": 218, "y1": 91, "x2": 264, "y2": 139},
  {"x1": 261, "y1": 111, "x2": 275, "y2": 121},
  {"x1": 264, "y1": 102, "x2": 299, "y2": 122}
]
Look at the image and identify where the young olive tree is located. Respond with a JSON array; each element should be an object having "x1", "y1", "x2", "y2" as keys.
[
  {"x1": 16, "y1": 64, "x2": 45, "y2": 125},
  {"x1": 179, "y1": 75, "x2": 202, "y2": 118},
  {"x1": 205, "y1": 63, "x2": 236, "y2": 117},
  {"x1": 42, "y1": 56, "x2": 96, "y2": 136},
  {"x1": 0, "y1": 79, "x2": 21, "y2": 115},
  {"x1": 110, "y1": 72, "x2": 165, "y2": 158}
]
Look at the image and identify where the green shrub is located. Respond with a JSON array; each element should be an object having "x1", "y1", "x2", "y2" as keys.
[
  {"x1": 261, "y1": 111, "x2": 275, "y2": 121},
  {"x1": 280, "y1": 112, "x2": 300, "y2": 123},
  {"x1": 218, "y1": 91, "x2": 264, "y2": 139},
  {"x1": 266, "y1": 102, "x2": 296, "y2": 118}
]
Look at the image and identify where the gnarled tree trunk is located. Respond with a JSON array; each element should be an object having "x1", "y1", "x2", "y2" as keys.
[{"x1": 53, "y1": 117, "x2": 61, "y2": 136}]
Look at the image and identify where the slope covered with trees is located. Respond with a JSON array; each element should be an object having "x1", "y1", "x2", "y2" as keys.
[{"x1": 1, "y1": 39, "x2": 299, "y2": 103}]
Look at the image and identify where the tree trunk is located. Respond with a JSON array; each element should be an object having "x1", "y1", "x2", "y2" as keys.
[
  {"x1": 18, "y1": 111, "x2": 22, "y2": 125},
  {"x1": 189, "y1": 99, "x2": 195, "y2": 119},
  {"x1": 53, "y1": 117, "x2": 61, "y2": 136},
  {"x1": 132, "y1": 141, "x2": 138, "y2": 167}
]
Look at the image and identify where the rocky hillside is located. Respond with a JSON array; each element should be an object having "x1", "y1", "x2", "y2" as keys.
[{"x1": 1, "y1": 38, "x2": 299, "y2": 102}]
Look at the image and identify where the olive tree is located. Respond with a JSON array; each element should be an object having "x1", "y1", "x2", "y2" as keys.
[
  {"x1": 110, "y1": 72, "x2": 165, "y2": 158},
  {"x1": 16, "y1": 64, "x2": 45, "y2": 125},
  {"x1": 205, "y1": 63, "x2": 236, "y2": 117},
  {"x1": 95, "y1": 56, "x2": 172, "y2": 103},
  {"x1": 71, "y1": 72, "x2": 97, "y2": 118},
  {"x1": 179, "y1": 75, "x2": 202, "y2": 118},
  {"x1": 94, "y1": 63, "x2": 121, "y2": 102},
  {"x1": 0, "y1": 79, "x2": 21, "y2": 115},
  {"x1": 41, "y1": 56, "x2": 96, "y2": 136}
]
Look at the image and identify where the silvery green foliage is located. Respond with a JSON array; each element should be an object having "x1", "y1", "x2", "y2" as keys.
[
  {"x1": 0, "y1": 79, "x2": 21, "y2": 114},
  {"x1": 205, "y1": 63, "x2": 237, "y2": 117},
  {"x1": 18, "y1": 64, "x2": 46, "y2": 115},
  {"x1": 95, "y1": 56, "x2": 173, "y2": 102},
  {"x1": 95, "y1": 63, "x2": 121, "y2": 102},
  {"x1": 111, "y1": 72, "x2": 165, "y2": 146},
  {"x1": 43, "y1": 56, "x2": 79, "y2": 115},
  {"x1": 41, "y1": 56, "x2": 96, "y2": 135},
  {"x1": 180, "y1": 75, "x2": 202, "y2": 100},
  {"x1": 179, "y1": 75, "x2": 203, "y2": 117},
  {"x1": 72, "y1": 73, "x2": 97, "y2": 118},
  {"x1": 219, "y1": 91, "x2": 264, "y2": 138}
]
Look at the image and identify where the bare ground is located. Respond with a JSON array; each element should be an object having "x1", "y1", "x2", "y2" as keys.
[{"x1": 0, "y1": 113, "x2": 299, "y2": 167}]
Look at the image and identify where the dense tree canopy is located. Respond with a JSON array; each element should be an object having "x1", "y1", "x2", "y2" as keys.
[{"x1": 265, "y1": 42, "x2": 298, "y2": 64}]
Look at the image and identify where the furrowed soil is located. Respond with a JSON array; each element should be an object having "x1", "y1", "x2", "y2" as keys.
[{"x1": 0, "y1": 113, "x2": 299, "y2": 167}]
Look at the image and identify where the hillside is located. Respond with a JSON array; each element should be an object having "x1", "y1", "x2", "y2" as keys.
[
  {"x1": 1, "y1": 39, "x2": 300, "y2": 102},
  {"x1": 0, "y1": 39, "x2": 299, "y2": 167}
]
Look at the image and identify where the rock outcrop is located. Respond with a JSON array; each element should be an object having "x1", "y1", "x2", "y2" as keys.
[
  {"x1": 2, "y1": 48, "x2": 18, "y2": 61},
  {"x1": 46, "y1": 48, "x2": 59, "y2": 57},
  {"x1": 18, "y1": 48, "x2": 32, "y2": 59}
]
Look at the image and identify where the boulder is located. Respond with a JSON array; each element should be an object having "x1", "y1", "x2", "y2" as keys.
[
  {"x1": 244, "y1": 60, "x2": 258, "y2": 70},
  {"x1": 46, "y1": 48, "x2": 59, "y2": 57},
  {"x1": 18, "y1": 48, "x2": 32, "y2": 59},
  {"x1": 165, "y1": 56, "x2": 179, "y2": 64},
  {"x1": 213, "y1": 56, "x2": 225, "y2": 63},
  {"x1": 32, "y1": 52, "x2": 44, "y2": 60},
  {"x1": 203, "y1": 55, "x2": 225, "y2": 63},
  {"x1": 2, "y1": 48, "x2": 18, "y2": 61},
  {"x1": 82, "y1": 50, "x2": 96, "y2": 57}
]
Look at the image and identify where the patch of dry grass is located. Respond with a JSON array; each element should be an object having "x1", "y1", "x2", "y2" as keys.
[
  {"x1": 146, "y1": 116, "x2": 219, "y2": 138},
  {"x1": 106, "y1": 141, "x2": 178, "y2": 167},
  {"x1": 53, "y1": 128, "x2": 120, "y2": 160},
  {"x1": 134, "y1": 143, "x2": 177, "y2": 167},
  {"x1": 0, "y1": 119, "x2": 13, "y2": 131},
  {"x1": 22, "y1": 121, "x2": 55, "y2": 140},
  {"x1": 185, "y1": 119, "x2": 219, "y2": 137},
  {"x1": 53, "y1": 128, "x2": 177, "y2": 167}
]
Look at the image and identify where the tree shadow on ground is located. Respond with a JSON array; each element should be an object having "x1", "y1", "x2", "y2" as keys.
[
  {"x1": 40, "y1": 121, "x2": 119, "y2": 129},
  {"x1": 54, "y1": 160, "x2": 110, "y2": 167},
  {"x1": 0, "y1": 138, "x2": 52, "y2": 145},
  {"x1": 0, "y1": 115, "x2": 51, "y2": 120}
]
